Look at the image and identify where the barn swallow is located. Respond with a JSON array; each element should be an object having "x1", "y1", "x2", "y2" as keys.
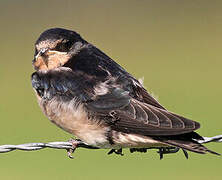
[{"x1": 31, "y1": 28, "x2": 220, "y2": 159}]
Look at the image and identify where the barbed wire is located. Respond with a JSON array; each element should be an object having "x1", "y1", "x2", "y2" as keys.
[
  {"x1": 0, "y1": 142, "x2": 73, "y2": 153},
  {"x1": 0, "y1": 135, "x2": 221, "y2": 154}
]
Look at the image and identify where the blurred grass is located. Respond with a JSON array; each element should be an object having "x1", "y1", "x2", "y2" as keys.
[{"x1": 0, "y1": 0, "x2": 221, "y2": 179}]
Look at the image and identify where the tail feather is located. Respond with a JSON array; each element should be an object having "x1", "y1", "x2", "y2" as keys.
[
  {"x1": 153, "y1": 132, "x2": 221, "y2": 155},
  {"x1": 162, "y1": 139, "x2": 220, "y2": 156}
]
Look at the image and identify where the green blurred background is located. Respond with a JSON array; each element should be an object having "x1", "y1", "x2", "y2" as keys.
[{"x1": 0, "y1": 0, "x2": 221, "y2": 179}]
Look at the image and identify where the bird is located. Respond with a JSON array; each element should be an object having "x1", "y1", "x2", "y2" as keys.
[{"x1": 31, "y1": 28, "x2": 220, "y2": 159}]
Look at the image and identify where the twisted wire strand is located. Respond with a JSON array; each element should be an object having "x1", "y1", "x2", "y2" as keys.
[
  {"x1": 0, "y1": 142, "x2": 73, "y2": 153},
  {"x1": 0, "y1": 135, "x2": 221, "y2": 153}
]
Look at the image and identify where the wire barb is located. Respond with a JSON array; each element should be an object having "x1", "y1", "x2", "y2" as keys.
[{"x1": 0, "y1": 135, "x2": 221, "y2": 154}]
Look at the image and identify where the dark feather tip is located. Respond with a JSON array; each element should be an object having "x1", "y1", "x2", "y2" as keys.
[
  {"x1": 207, "y1": 150, "x2": 221, "y2": 156},
  {"x1": 182, "y1": 149, "x2": 189, "y2": 159}
]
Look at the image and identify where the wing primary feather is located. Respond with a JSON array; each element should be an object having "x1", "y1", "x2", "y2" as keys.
[
  {"x1": 149, "y1": 107, "x2": 172, "y2": 128},
  {"x1": 134, "y1": 103, "x2": 148, "y2": 122}
]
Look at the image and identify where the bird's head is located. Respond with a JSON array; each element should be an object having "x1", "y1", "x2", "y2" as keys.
[{"x1": 33, "y1": 28, "x2": 87, "y2": 71}]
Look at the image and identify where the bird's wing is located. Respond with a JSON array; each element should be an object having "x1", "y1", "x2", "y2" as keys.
[
  {"x1": 128, "y1": 78, "x2": 166, "y2": 109},
  {"x1": 71, "y1": 45, "x2": 166, "y2": 110},
  {"x1": 86, "y1": 87, "x2": 200, "y2": 136}
]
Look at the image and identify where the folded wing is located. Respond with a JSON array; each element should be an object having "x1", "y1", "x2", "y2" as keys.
[{"x1": 86, "y1": 87, "x2": 200, "y2": 136}]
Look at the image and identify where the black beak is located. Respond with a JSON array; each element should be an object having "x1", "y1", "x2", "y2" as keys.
[
  {"x1": 39, "y1": 48, "x2": 48, "y2": 56},
  {"x1": 32, "y1": 48, "x2": 48, "y2": 64}
]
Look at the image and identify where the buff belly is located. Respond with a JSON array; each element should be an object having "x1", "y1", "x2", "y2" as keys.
[{"x1": 36, "y1": 95, "x2": 111, "y2": 147}]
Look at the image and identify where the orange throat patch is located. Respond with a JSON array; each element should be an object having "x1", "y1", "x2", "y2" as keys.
[{"x1": 33, "y1": 51, "x2": 71, "y2": 71}]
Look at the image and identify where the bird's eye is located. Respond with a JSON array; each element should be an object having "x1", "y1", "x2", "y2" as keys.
[{"x1": 55, "y1": 40, "x2": 73, "y2": 52}]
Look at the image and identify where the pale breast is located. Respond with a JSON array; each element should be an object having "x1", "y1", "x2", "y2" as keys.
[{"x1": 35, "y1": 94, "x2": 110, "y2": 147}]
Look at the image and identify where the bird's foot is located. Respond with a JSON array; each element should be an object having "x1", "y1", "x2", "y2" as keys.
[
  {"x1": 67, "y1": 138, "x2": 82, "y2": 159},
  {"x1": 107, "y1": 148, "x2": 124, "y2": 156},
  {"x1": 67, "y1": 138, "x2": 99, "y2": 159}
]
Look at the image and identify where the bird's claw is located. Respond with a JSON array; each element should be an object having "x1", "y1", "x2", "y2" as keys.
[
  {"x1": 67, "y1": 138, "x2": 81, "y2": 159},
  {"x1": 108, "y1": 148, "x2": 124, "y2": 156},
  {"x1": 67, "y1": 138, "x2": 100, "y2": 159}
]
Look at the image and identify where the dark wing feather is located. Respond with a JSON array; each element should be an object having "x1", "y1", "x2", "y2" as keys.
[
  {"x1": 86, "y1": 88, "x2": 130, "y2": 112},
  {"x1": 86, "y1": 88, "x2": 200, "y2": 136},
  {"x1": 113, "y1": 99, "x2": 200, "y2": 136},
  {"x1": 132, "y1": 84, "x2": 166, "y2": 109}
]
